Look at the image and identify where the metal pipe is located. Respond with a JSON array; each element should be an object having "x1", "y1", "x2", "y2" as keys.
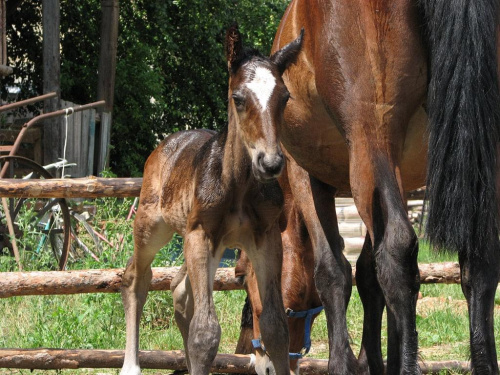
[{"x1": 0, "y1": 92, "x2": 57, "y2": 113}]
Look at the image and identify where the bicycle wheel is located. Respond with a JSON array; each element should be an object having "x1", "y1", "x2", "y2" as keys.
[
  {"x1": 0, "y1": 156, "x2": 71, "y2": 270},
  {"x1": 67, "y1": 210, "x2": 102, "y2": 261}
]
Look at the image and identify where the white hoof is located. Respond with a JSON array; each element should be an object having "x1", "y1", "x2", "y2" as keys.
[{"x1": 120, "y1": 363, "x2": 141, "y2": 375}]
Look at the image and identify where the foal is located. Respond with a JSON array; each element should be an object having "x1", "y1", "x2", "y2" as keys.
[
  {"x1": 235, "y1": 155, "x2": 322, "y2": 375},
  {"x1": 120, "y1": 25, "x2": 304, "y2": 375}
]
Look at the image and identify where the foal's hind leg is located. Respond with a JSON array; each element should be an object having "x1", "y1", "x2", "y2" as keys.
[
  {"x1": 172, "y1": 229, "x2": 224, "y2": 375},
  {"x1": 459, "y1": 247, "x2": 500, "y2": 374},
  {"x1": 121, "y1": 205, "x2": 173, "y2": 375}
]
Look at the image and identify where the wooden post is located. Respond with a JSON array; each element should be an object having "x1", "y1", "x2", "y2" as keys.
[
  {"x1": 0, "y1": 0, "x2": 6, "y2": 66},
  {"x1": 42, "y1": 0, "x2": 61, "y2": 167},
  {"x1": 97, "y1": 0, "x2": 119, "y2": 173}
]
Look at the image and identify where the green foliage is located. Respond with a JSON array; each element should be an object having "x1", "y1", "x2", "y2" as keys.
[{"x1": 5, "y1": 0, "x2": 289, "y2": 176}]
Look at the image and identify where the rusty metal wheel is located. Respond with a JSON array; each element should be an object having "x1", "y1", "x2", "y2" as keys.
[{"x1": 0, "y1": 155, "x2": 71, "y2": 270}]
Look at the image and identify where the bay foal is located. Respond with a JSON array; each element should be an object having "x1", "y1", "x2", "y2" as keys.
[
  {"x1": 235, "y1": 156, "x2": 322, "y2": 375},
  {"x1": 120, "y1": 25, "x2": 304, "y2": 375}
]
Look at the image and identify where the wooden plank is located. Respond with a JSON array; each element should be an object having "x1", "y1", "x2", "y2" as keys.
[
  {"x1": 80, "y1": 109, "x2": 90, "y2": 177},
  {"x1": 0, "y1": 177, "x2": 143, "y2": 198},
  {"x1": 72, "y1": 110, "x2": 82, "y2": 177},
  {"x1": 0, "y1": 0, "x2": 7, "y2": 67},
  {"x1": 0, "y1": 128, "x2": 41, "y2": 144},
  {"x1": 87, "y1": 109, "x2": 96, "y2": 176}
]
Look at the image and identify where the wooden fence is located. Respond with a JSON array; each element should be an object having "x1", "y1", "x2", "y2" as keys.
[
  {"x1": 60, "y1": 101, "x2": 110, "y2": 178},
  {"x1": 0, "y1": 178, "x2": 490, "y2": 374}
]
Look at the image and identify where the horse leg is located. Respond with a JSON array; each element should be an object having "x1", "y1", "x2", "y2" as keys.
[
  {"x1": 351, "y1": 153, "x2": 420, "y2": 374},
  {"x1": 459, "y1": 249, "x2": 500, "y2": 374},
  {"x1": 246, "y1": 224, "x2": 290, "y2": 375},
  {"x1": 170, "y1": 263, "x2": 193, "y2": 368},
  {"x1": 307, "y1": 176, "x2": 359, "y2": 374},
  {"x1": 356, "y1": 234, "x2": 385, "y2": 374},
  {"x1": 173, "y1": 229, "x2": 223, "y2": 375},
  {"x1": 121, "y1": 205, "x2": 173, "y2": 375},
  {"x1": 285, "y1": 156, "x2": 358, "y2": 374}
]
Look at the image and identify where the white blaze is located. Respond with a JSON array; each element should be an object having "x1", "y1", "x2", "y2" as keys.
[{"x1": 246, "y1": 67, "x2": 276, "y2": 112}]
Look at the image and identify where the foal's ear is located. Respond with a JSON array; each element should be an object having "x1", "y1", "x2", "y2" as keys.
[
  {"x1": 270, "y1": 28, "x2": 304, "y2": 75},
  {"x1": 225, "y1": 23, "x2": 243, "y2": 71}
]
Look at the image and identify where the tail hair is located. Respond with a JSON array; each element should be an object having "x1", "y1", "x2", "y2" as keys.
[{"x1": 421, "y1": 0, "x2": 500, "y2": 259}]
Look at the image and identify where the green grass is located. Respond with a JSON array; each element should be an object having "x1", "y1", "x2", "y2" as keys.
[{"x1": 1, "y1": 200, "x2": 500, "y2": 374}]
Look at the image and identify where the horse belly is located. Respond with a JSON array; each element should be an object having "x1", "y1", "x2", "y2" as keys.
[
  {"x1": 280, "y1": 66, "x2": 351, "y2": 193},
  {"x1": 220, "y1": 212, "x2": 256, "y2": 250},
  {"x1": 400, "y1": 106, "x2": 428, "y2": 192}
]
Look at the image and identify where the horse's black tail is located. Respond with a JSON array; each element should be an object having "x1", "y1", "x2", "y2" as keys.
[{"x1": 421, "y1": 0, "x2": 500, "y2": 259}]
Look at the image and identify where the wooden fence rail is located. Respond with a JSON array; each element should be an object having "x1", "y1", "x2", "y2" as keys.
[
  {"x1": 0, "y1": 348, "x2": 490, "y2": 374},
  {"x1": 0, "y1": 262, "x2": 462, "y2": 298},
  {"x1": 0, "y1": 177, "x2": 142, "y2": 198}
]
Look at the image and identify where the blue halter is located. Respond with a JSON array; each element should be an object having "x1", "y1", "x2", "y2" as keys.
[{"x1": 251, "y1": 305, "x2": 324, "y2": 360}]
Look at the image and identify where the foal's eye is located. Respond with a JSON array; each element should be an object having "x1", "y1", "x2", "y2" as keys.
[
  {"x1": 232, "y1": 94, "x2": 245, "y2": 110},
  {"x1": 282, "y1": 91, "x2": 291, "y2": 105}
]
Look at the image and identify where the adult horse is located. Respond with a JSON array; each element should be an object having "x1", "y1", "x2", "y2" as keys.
[
  {"x1": 270, "y1": 0, "x2": 500, "y2": 374},
  {"x1": 119, "y1": 25, "x2": 304, "y2": 375}
]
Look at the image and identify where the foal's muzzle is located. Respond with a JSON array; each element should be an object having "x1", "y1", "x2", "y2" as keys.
[{"x1": 254, "y1": 151, "x2": 285, "y2": 181}]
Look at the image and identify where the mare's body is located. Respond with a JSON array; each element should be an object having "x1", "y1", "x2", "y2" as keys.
[
  {"x1": 120, "y1": 25, "x2": 304, "y2": 375},
  {"x1": 268, "y1": 0, "x2": 500, "y2": 374}
]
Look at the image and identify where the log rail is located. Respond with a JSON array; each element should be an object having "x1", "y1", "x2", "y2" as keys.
[
  {"x1": 0, "y1": 348, "x2": 491, "y2": 374},
  {"x1": 0, "y1": 262, "x2": 462, "y2": 298}
]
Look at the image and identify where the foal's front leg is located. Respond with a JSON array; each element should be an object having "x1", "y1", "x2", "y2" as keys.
[
  {"x1": 173, "y1": 229, "x2": 223, "y2": 375},
  {"x1": 247, "y1": 224, "x2": 290, "y2": 375}
]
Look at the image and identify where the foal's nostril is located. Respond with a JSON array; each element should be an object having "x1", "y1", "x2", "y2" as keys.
[
  {"x1": 257, "y1": 152, "x2": 265, "y2": 167},
  {"x1": 256, "y1": 152, "x2": 284, "y2": 179}
]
